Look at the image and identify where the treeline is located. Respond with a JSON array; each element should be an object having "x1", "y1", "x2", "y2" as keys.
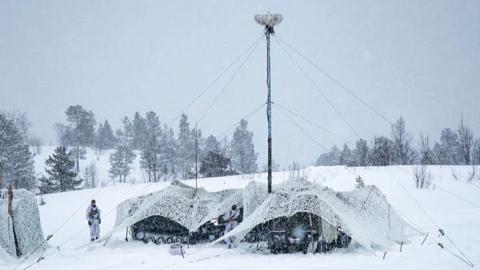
[
  {"x1": 37, "y1": 105, "x2": 258, "y2": 193},
  {"x1": 316, "y1": 117, "x2": 480, "y2": 167}
]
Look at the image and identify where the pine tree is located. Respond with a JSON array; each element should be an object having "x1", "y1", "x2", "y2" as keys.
[
  {"x1": 140, "y1": 111, "x2": 162, "y2": 182},
  {"x1": 109, "y1": 144, "x2": 135, "y2": 183},
  {"x1": 177, "y1": 114, "x2": 195, "y2": 179},
  {"x1": 95, "y1": 120, "x2": 117, "y2": 151},
  {"x1": 231, "y1": 119, "x2": 257, "y2": 174},
  {"x1": 38, "y1": 175, "x2": 56, "y2": 194},
  {"x1": 355, "y1": 176, "x2": 365, "y2": 189},
  {"x1": 56, "y1": 105, "x2": 96, "y2": 172},
  {"x1": 0, "y1": 112, "x2": 36, "y2": 191},
  {"x1": 45, "y1": 146, "x2": 81, "y2": 192},
  {"x1": 200, "y1": 135, "x2": 231, "y2": 177},
  {"x1": 158, "y1": 125, "x2": 178, "y2": 180},
  {"x1": 204, "y1": 135, "x2": 221, "y2": 155},
  {"x1": 132, "y1": 112, "x2": 147, "y2": 150},
  {"x1": 67, "y1": 147, "x2": 86, "y2": 167},
  {"x1": 116, "y1": 117, "x2": 134, "y2": 143},
  {"x1": 200, "y1": 151, "x2": 231, "y2": 177}
]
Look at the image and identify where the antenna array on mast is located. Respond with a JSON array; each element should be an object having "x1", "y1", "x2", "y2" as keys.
[{"x1": 254, "y1": 14, "x2": 283, "y2": 27}]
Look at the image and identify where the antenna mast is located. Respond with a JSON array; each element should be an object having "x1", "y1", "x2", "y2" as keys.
[{"x1": 255, "y1": 13, "x2": 283, "y2": 193}]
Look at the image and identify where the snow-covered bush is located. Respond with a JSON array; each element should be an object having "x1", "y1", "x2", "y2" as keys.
[{"x1": 414, "y1": 165, "x2": 433, "y2": 189}]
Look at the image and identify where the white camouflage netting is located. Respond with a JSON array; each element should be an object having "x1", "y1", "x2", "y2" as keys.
[
  {"x1": 215, "y1": 178, "x2": 417, "y2": 250},
  {"x1": 0, "y1": 189, "x2": 46, "y2": 258},
  {"x1": 112, "y1": 181, "x2": 243, "y2": 235},
  {"x1": 114, "y1": 178, "x2": 415, "y2": 251}
]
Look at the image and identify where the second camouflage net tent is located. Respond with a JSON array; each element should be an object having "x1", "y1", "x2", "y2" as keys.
[{"x1": 215, "y1": 178, "x2": 418, "y2": 251}]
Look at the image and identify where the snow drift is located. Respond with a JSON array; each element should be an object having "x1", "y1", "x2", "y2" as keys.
[{"x1": 0, "y1": 189, "x2": 46, "y2": 258}]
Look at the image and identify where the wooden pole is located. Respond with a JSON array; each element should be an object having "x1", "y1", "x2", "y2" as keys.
[
  {"x1": 8, "y1": 184, "x2": 21, "y2": 256},
  {"x1": 195, "y1": 122, "x2": 198, "y2": 193},
  {"x1": 7, "y1": 184, "x2": 13, "y2": 216}
]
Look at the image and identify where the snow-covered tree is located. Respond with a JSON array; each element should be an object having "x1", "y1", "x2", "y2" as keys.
[
  {"x1": 353, "y1": 139, "x2": 369, "y2": 166},
  {"x1": 434, "y1": 128, "x2": 460, "y2": 165},
  {"x1": 4, "y1": 110, "x2": 43, "y2": 149},
  {"x1": 457, "y1": 117, "x2": 474, "y2": 165},
  {"x1": 419, "y1": 134, "x2": 435, "y2": 165},
  {"x1": 116, "y1": 116, "x2": 134, "y2": 143},
  {"x1": 0, "y1": 112, "x2": 36, "y2": 191},
  {"x1": 132, "y1": 112, "x2": 147, "y2": 150},
  {"x1": 230, "y1": 119, "x2": 257, "y2": 174},
  {"x1": 473, "y1": 139, "x2": 480, "y2": 165},
  {"x1": 391, "y1": 117, "x2": 416, "y2": 165},
  {"x1": 369, "y1": 136, "x2": 394, "y2": 166},
  {"x1": 158, "y1": 126, "x2": 178, "y2": 180},
  {"x1": 140, "y1": 111, "x2": 162, "y2": 182},
  {"x1": 316, "y1": 145, "x2": 340, "y2": 166},
  {"x1": 38, "y1": 175, "x2": 54, "y2": 194},
  {"x1": 200, "y1": 151, "x2": 231, "y2": 177},
  {"x1": 200, "y1": 135, "x2": 231, "y2": 177},
  {"x1": 45, "y1": 146, "x2": 81, "y2": 192},
  {"x1": 56, "y1": 105, "x2": 96, "y2": 172},
  {"x1": 204, "y1": 135, "x2": 220, "y2": 154},
  {"x1": 83, "y1": 162, "x2": 98, "y2": 188},
  {"x1": 339, "y1": 144, "x2": 354, "y2": 166},
  {"x1": 95, "y1": 120, "x2": 117, "y2": 151},
  {"x1": 355, "y1": 176, "x2": 365, "y2": 189},
  {"x1": 177, "y1": 114, "x2": 196, "y2": 179},
  {"x1": 67, "y1": 147, "x2": 86, "y2": 168},
  {"x1": 109, "y1": 144, "x2": 135, "y2": 183}
]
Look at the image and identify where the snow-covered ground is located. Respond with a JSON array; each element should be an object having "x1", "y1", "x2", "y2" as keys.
[{"x1": 3, "y1": 147, "x2": 480, "y2": 270}]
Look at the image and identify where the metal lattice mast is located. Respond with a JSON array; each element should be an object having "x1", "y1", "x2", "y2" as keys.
[{"x1": 255, "y1": 13, "x2": 283, "y2": 193}]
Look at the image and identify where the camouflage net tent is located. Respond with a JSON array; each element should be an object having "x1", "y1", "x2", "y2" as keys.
[
  {"x1": 216, "y1": 178, "x2": 417, "y2": 251},
  {"x1": 0, "y1": 189, "x2": 46, "y2": 258},
  {"x1": 112, "y1": 178, "x2": 415, "y2": 251},
  {"x1": 112, "y1": 181, "x2": 243, "y2": 242}
]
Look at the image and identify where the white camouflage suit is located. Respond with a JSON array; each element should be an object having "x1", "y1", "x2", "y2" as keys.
[
  {"x1": 223, "y1": 209, "x2": 240, "y2": 246},
  {"x1": 86, "y1": 205, "x2": 101, "y2": 241}
]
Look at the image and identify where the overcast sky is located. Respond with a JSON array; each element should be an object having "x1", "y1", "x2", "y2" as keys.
[{"x1": 1, "y1": 0, "x2": 479, "y2": 167}]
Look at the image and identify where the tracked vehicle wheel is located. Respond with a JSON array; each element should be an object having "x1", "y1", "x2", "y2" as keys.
[
  {"x1": 259, "y1": 233, "x2": 268, "y2": 241},
  {"x1": 134, "y1": 231, "x2": 145, "y2": 241}
]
